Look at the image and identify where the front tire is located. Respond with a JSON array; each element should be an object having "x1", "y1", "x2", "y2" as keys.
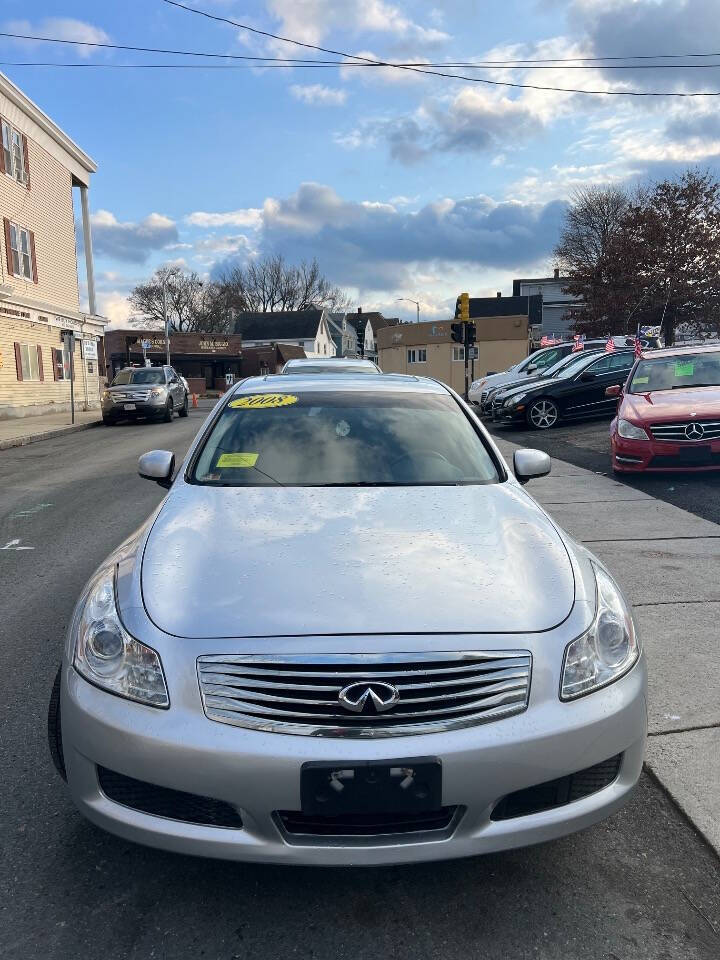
[
  {"x1": 102, "y1": 416, "x2": 114, "y2": 426},
  {"x1": 163, "y1": 398, "x2": 173, "y2": 422},
  {"x1": 526, "y1": 398, "x2": 559, "y2": 430},
  {"x1": 48, "y1": 666, "x2": 66, "y2": 781},
  {"x1": 178, "y1": 395, "x2": 189, "y2": 418}
]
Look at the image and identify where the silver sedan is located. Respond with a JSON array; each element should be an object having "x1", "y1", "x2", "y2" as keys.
[{"x1": 50, "y1": 374, "x2": 646, "y2": 865}]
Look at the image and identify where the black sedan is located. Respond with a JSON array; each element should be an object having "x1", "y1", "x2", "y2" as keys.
[{"x1": 494, "y1": 349, "x2": 635, "y2": 429}]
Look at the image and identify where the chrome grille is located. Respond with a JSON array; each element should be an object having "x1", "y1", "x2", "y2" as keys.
[
  {"x1": 480, "y1": 389, "x2": 489, "y2": 405},
  {"x1": 111, "y1": 389, "x2": 152, "y2": 402},
  {"x1": 197, "y1": 652, "x2": 532, "y2": 738},
  {"x1": 649, "y1": 419, "x2": 720, "y2": 442}
]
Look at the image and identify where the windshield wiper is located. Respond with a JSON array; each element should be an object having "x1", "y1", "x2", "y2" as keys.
[{"x1": 671, "y1": 383, "x2": 717, "y2": 389}]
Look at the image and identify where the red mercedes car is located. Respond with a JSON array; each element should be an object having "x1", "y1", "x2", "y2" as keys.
[{"x1": 609, "y1": 344, "x2": 720, "y2": 473}]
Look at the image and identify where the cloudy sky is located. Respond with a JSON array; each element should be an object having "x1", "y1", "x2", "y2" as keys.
[{"x1": 5, "y1": 0, "x2": 720, "y2": 325}]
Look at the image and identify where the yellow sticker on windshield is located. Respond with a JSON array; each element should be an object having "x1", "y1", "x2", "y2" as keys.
[
  {"x1": 632, "y1": 376, "x2": 649, "y2": 385},
  {"x1": 675, "y1": 362, "x2": 694, "y2": 377},
  {"x1": 217, "y1": 453, "x2": 259, "y2": 468},
  {"x1": 229, "y1": 394, "x2": 298, "y2": 409}
]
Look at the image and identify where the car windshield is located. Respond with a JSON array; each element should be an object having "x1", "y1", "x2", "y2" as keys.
[
  {"x1": 629, "y1": 352, "x2": 720, "y2": 393},
  {"x1": 284, "y1": 365, "x2": 377, "y2": 375},
  {"x1": 540, "y1": 350, "x2": 599, "y2": 379},
  {"x1": 111, "y1": 368, "x2": 165, "y2": 385},
  {"x1": 191, "y1": 390, "x2": 500, "y2": 486},
  {"x1": 551, "y1": 351, "x2": 602, "y2": 380}
]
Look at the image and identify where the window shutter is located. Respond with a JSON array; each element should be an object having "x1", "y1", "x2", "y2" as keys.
[
  {"x1": 29, "y1": 230, "x2": 37, "y2": 283},
  {"x1": 0, "y1": 118, "x2": 5, "y2": 176},
  {"x1": 52, "y1": 348, "x2": 60, "y2": 381},
  {"x1": 3, "y1": 217, "x2": 13, "y2": 276},
  {"x1": 14, "y1": 342, "x2": 22, "y2": 380},
  {"x1": 21, "y1": 133, "x2": 29, "y2": 189},
  {"x1": 37, "y1": 345, "x2": 44, "y2": 381}
]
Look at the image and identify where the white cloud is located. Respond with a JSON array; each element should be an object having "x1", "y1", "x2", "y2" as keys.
[
  {"x1": 97, "y1": 291, "x2": 135, "y2": 328},
  {"x1": 265, "y1": 0, "x2": 449, "y2": 47},
  {"x1": 3, "y1": 18, "x2": 110, "y2": 57},
  {"x1": 185, "y1": 208, "x2": 263, "y2": 228},
  {"x1": 90, "y1": 210, "x2": 178, "y2": 263},
  {"x1": 289, "y1": 83, "x2": 348, "y2": 106}
]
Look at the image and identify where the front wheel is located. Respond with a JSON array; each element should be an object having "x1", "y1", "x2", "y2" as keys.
[
  {"x1": 47, "y1": 666, "x2": 67, "y2": 781},
  {"x1": 526, "y1": 398, "x2": 559, "y2": 430},
  {"x1": 163, "y1": 398, "x2": 173, "y2": 422},
  {"x1": 178, "y1": 395, "x2": 189, "y2": 418}
]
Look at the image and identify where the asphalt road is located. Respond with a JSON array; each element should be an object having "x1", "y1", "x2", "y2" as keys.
[
  {"x1": 2, "y1": 406, "x2": 719, "y2": 960},
  {"x1": 486, "y1": 415, "x2": 720, "y2": 526}
]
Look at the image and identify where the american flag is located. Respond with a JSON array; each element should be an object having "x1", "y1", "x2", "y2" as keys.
[
  {"x1": 571, "y1": 335, "x2": 585, "y2": 353},
  {"x1": 605, "y1": 337, "x2": 615, "y2": 353},
  {"x1": 634, "y1": 337, "x2": 643, "y2": 359}
]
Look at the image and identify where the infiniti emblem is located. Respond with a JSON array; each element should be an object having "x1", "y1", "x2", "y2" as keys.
[
  {"x1": 338, "y1": 681, "x2": 400, "y2": 714},
  {"x1": 685, "y1": 422, "x2": 705, "y2": 440}
]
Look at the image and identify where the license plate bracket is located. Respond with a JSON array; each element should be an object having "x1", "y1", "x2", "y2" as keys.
[
  {"x1": 300, "y1": 758, "x2": 442, "y2": 816},
  {"x1": 124, "y1": 403, "x2": 136, "y2": 411}
]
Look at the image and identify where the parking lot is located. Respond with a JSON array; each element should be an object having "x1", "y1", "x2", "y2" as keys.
[
  {"x1": 486, "y1": 416, "x2": 720, "y2": 526},
  {"x1": 2, "y1": 406, "x2": 720, "y2": 960}
]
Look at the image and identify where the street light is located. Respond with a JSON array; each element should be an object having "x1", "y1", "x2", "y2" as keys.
[{"x1": 396, "y1": 297, "x2": 421, "y2": 323}]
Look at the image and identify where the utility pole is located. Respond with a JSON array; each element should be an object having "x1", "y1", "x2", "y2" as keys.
[
  {"x1": 162, "y1": 280, "x2": 171, "y2": 366},
  {"x1": 396, "y1": 297, "x2": 421, "y2": 323},
  {"x1": 62, "y1": 330, "x2": 75, "y2": 424}
]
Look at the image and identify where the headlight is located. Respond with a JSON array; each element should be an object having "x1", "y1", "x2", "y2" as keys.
[
  {"x1": 74, "y1": 567, "x2": 169, "y2": 707},
  {"x1": 102, "y1": 390, "x2": 111, "y2": 399},
  {"x1": 561, "y1": 565, "x2": 639, "y2": 700},
  {"x1": 149, "y1": 386, "x2": 165, "y2": 397},
  {"x1": 471, "y1": 378, "x2": 486, "y2": 390},
  {"x1": 506, "y1": 393, "x2": 526, "y2": 407},
  {"x1": 617, "y1": 418, "x2": 649, "y2": 440}
]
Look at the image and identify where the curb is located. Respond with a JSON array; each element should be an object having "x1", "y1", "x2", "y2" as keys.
[{"x1": 0, "y1": 419, "x2": 103, "y2": 451}]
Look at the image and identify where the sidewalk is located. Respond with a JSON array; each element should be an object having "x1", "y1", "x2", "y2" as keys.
[
  {"x1": 0, "y1": 409, "x2": 102, "y2": 450},
  {"x1": 493, "y1": 434, "x2": 720, "y2": 857}
]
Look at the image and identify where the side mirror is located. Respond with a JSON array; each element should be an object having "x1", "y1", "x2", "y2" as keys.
[
  {"x1": 605, "y1": 384, "x2": 622, "y2": 398},
  {"x1": 139, "y1": 450, "x2": 175, "y2": 489},
  {"x1": 513, "y1": 448, "x2": 551, "y2": 485},
  {"x1": 580, "y1": 371, "x2": 595, "y2": 382},
  {"x1": 526, "y1": 363, "x2": 538, "y2": 374}
]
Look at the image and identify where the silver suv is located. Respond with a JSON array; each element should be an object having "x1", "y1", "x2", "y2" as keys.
[{"x1": 101, "y1": 365, "x2": 188, "y2": 425}]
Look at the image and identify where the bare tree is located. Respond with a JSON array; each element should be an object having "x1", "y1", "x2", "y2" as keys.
[
  {"x1": 128, "y1": 266, "x2": 230, "y2": 333},
  {"x1": 554, "y1": 185, "x2": 632, "y2": 333},
  {"x1": 216, "y1": 254, "x2": 350, "y2": 314}
]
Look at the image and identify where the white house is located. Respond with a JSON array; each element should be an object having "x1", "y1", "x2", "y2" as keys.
[
  {"x1": 233, "y1": 307, "x2": 336, "y2": 358},
  {"x1": 512, "y1": 269, "x2": 582, "y2": 339}
]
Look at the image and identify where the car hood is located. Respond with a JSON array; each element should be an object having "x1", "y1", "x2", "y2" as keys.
[
  {"x1": 497, "y1": 376, "x2": 564, "y2": 400},
  {"x1": 475, "y1": 369, "x2": 526, "y2": 390},
  {"x1": 140, "y1": 482, "x2": 575, "y2": 638},
  {"x1": 623, "y1": 387, "x2": 720, "y2": 422}
]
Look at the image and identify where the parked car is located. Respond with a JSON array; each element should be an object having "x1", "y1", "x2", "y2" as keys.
[
  {"x1": 495, "y1": 349, "x2": 636, "y2": 429},
  {"x1": 282, "y1": 357, "x2": 381, "y2": 375},
  {"x1": 49, "y1": 373, "x2": 646, "y2": 865},
  {"x1": 610, "y1": 344, "x2": 720, "y2": 472},
  {"x1": 468, "y1": 339, "x2": 609, "y2": 406},
  {"x1": 482, "y1": 347, "x2": 607, "y2": 417},
  {"x1": 102, "y1": 366, "x2": 189, "y2": 425}
]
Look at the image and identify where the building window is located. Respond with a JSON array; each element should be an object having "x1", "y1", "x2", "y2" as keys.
[
  {"x1": 15, "y1": 342, "x2": 40, "y2": 380},
  {"x1": 9, "y1": 222, "x2": 33, "y2": 279},
  {"x1": 407, "y1": 348, "x2": 427, "y2": 364},
  {"x1": 2, "y1": 121, "x2": 26, "y2": 184},
  {"x1": 53, "y1": 342, "x2": 71, "y2": 380}
]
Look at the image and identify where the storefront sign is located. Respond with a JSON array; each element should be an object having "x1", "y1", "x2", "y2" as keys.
[
  {"x1": 199, "y1": 339, "x2": 229, "y2": 351},
  {"x1": 81, "y1": 339, "x2": 98, "y2": 360}
]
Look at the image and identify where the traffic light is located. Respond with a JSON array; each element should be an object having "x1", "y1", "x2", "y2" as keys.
[
  {"x1": 465, "y1": 322, "x2": 476, "y2": 346},
  {"x1": 454, "y1": 292, "x2": 470, "y2": 322},
  {"x1": 451, "y1": 322, "x2": 464, "y2": 344}
]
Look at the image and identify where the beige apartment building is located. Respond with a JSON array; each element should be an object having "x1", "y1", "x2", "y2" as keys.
[
  {"x1": 0, "y1": 72, "x2": 101, "y2": 420},
  {"x1": 377, "y1": 315, "x2": 529, "y2": 392}
]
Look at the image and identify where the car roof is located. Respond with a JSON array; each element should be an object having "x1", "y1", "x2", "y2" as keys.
[
  {"x1": 640, "y1": 343, "x2": 720, "y2": 359},
  {"x1": 284, "y1": 357, "x2": 376, "y2": 367},
  {"x1": 234, "y1": 373, "x2": 449, "y2": 395}
]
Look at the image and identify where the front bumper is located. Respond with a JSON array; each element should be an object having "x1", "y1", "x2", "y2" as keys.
[
  {"x1": 61, "y1": 653, "x2": 647, "y2": 865},
  {"x1": 610, "y1": 425, "x2": 720, "y2": 472},
  {"x1": 494, "y1": 404, "x2": 527, "y2": 425},
  {"x1": 102, "y1": 396, "x2": 166, "y2": 419}
]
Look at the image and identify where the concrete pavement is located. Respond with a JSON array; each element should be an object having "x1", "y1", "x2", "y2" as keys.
[
  {"x1": 493, "y1": 435, "x2": 720, "y2": 857},
  {"x1": 0, "y1": 408, "x2": 102, "y2": 450}
]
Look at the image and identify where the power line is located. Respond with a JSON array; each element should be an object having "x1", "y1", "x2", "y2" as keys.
[
  {"x1": 6, "y1": 29, "x2": 720, "y2": 68},
  {"x1": 161, "y1": 0, "x2": 720, "y2": 96}
]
